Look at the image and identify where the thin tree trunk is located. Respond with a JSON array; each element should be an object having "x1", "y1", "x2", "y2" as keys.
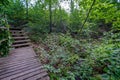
[
  {"x1": 79, "y1": 0, "x2": 96, "y2": 33},
  {"x1": 71, "y1": 0, "x2": 74, "y2": 13},
  {"x1": 26, "y1": 0, "x2": 28, "y2": 20},
  {"x1": 70, "y1": 0, "x2": 74, "y2": 32},
  {"x1": 49, "y1": 0, "x2": 52, "y2": 33},
  {"x1": 59, "y1": 4, "x2": 62, "y2": 31}
]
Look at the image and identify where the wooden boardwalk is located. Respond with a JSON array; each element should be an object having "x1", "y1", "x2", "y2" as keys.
[
  {"x1": 0, "y1": 28, "x2": 49, "y2": 80},
  {"x1": 0, "y1": 47, "x2": 49, "y2": 80}
]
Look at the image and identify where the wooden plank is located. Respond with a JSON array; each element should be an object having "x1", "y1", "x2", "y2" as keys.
[
  {"x1": 10, "y1": 47, "x2": 36, "y2": 56},
  {"x1": 13, "y1": 40, "x2": 30, "y2": 44},
  {"x1": 0, "y1": 59, "x2": 39, "y2": 71},
  {"x1": 0, "y1": 53, "x2": 36, "y2": 64},
  {"x1": 13, "y1": 37, "x2": 28, "y2": 40},
  {"x1": 0, "y1": 55, "x2": 37, "y2": 65},
  {"x1": 10, "y1": 32, "x2": 23, "y2": 34},
  {"x1": 6, "y1": 49, "x2": 34, "y2": 57},
  {"x1": 1, "y1": 67, "x2": 44, "y2": 80},
  {"x1": 11, "y1": 33, "x2": 25, "y2": 35},
  {"x1": 12, "y1": 43, "x2": 30, "y2": 47},
  {"x1": 25, "y1": 71, "x2": 48, "y2": 80},
  {"x1": 39, "y1": 76, "x2": 50, "y2": 80},
  {"x1": 0, "y1": 63, "x2": 41, "y2": 79},
  {"x1": 0, "y1": 61, "x2": 41, "y2": 76},
  {"x1": 0, "y1": 58, "x2": 38, "y2": 69},
  {"x1": 12, "y1": 68, "x2": 46, "y2": 80},
  {"x1": 10, "y1": 30, "x2": 23, "y2": 33},
  {"x1": 0, "y1": 47, "x2": 36, "y2": 63}
]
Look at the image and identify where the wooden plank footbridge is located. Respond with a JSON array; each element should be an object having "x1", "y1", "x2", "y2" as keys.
[{"x1": 0, "y1": 28, "x2": 49, "y2": 80}]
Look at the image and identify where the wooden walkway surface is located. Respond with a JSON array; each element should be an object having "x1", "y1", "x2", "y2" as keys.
[{"x1": 0, "y1": 47, "x2": 49, "y2": 80}]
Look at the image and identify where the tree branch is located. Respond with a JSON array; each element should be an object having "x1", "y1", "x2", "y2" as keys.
[{"x1": 79, "y1": 0, "x2": 96, "y2": 33}]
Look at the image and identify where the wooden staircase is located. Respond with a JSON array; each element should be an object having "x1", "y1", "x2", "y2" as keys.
[{"x1": 10, "y1": 28, "x2": 31, "y2": 48}]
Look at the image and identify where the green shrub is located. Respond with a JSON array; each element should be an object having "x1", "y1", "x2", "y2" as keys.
[
  {"x1": 34, "y1": 34, "x2": 80, "y2": 80},
  {"x1": 73, "y1": 32, "x2": 120, "y2": 80},
  {"x1": 33, "y1": 32, "x2": 120, "y2": 80},
  {"x1": 0, "y1": 26, "x2": 11, "y2": 57}
]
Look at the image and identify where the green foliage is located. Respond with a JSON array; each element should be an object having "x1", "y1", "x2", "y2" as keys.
[
  {"x1": 6, "y1": 0, "x2": 26, "y2": 27},
  {"x1": 0, "y1": 1, "x2": 12, "y2": 57},
  {"x1": 0, "y1": 26, "x2": 11, "y2": 57},
  {"x1": 32, "y1": 31, "x2": 120, "y2": 80},
  {"x1": 77, "y1": 0, "x2": 120, "y2": 37},
  {"x1": 34, "y1": 34, "x2": 80, "y2": 80},
  {"x1": 0, "y1": 0, "x2": 9, "y2": 5},
  {"x1": 72, "y1": 32, "x2": 120, "y2": 80}
]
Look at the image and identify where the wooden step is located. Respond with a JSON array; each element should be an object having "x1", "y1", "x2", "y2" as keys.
[
  {"x1": 12, "y1": 43, "x2": 31, "y2": 48},
  {"x1": 11, "y1": 33, "x2": 27, "y2": 37},
  {"x1": 13, "y1": 40, "x2": 30, "y2": 44},
  {"x1": 10, "y1": 31, "x2": 23, "y2": 34},
  {"x1": 12, "y1": 33, "x2": 25, "y2": 36},
  {"x1": 13, "y1": 37, "x2": 29, "y2": 40},
  {"x1": 10, "y1": 30, "x2": 23, "y2": 34},
  {"x1": 10, "y1": 28, "x2": 31, "y2": 48}
]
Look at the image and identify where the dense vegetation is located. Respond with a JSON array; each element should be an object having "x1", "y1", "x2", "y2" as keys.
[
  {"x1": 0, "y1": 27, "x2": 11, "y2": 57},
  {"x1": 0, "y1": 1, "x2": 11, "y2": 57},
  {"x1": 0, "y1": 0, "x2": 120, "y2": 79}
]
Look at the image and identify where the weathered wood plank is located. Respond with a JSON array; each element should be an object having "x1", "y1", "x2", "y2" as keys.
[
  {"x1": 13, "y1": 40, "x2": 30, "y2": 44},
  {"x1": 0, "y1": 54, "x2": 36, "y2": 64},
  {"x1": 25, "y1": 71, "x2": 48, "y2": 80},
  {"x1": 1, "y1": 66, "x2": 45, "y2": 80},
  {"x1": 0, "y1": 63, "x2": 41, "y2": 79},
  {"x1": 0, "y1": 61, "x2": 41, "y2": 75},
  {"x1": 12, "y1": 68, "x2": 46, "y2": 80},
  {"x1": 12, "y1": 43, "x2": 30, "y2": 48},
  {"x1": 0, "y1": 59, "x2": 39, "y2": 71},
  {"x1": 39, "y1": 76, "x2": 50, "y2": 80},
  {"x1": 0, "y1": 47, "x2": 37, "y2": 63},
  {"x1": 0, "y1": 57, "x2": 38, "y2": 69},
  {"x1": 13, "y1": 37, "x2": 29, "y2": 40}
]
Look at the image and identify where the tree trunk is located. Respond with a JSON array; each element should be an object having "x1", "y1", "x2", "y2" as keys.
[
  {"x1": 79, "y1": 0, "x2": 96, "y2": 33},
  {"x1": 49, "y1": 0, "x2": 52, "y2": 33},
  {"x1": 26, "y1": 0, "x2": 28, "y2": 19}
]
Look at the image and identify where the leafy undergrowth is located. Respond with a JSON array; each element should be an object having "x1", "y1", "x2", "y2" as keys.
[
  {"x1": 31, "y1": 32, "x2": 120, "y2": 80},
  {"x1": 0, "y1": 26, "x2": 12, "y2": 57}
]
